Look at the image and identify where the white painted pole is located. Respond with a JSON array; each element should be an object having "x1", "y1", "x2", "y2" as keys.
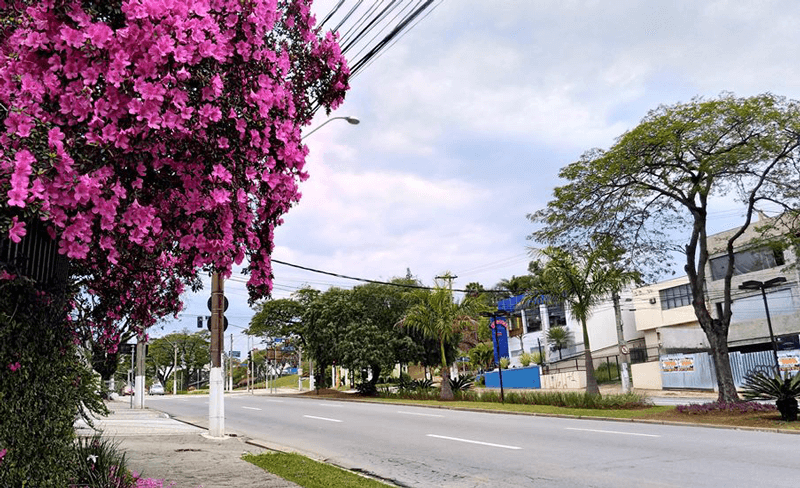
[
  {"x1": 134, "y1": 338, "x2": 146, "y2": 409},
  {"x1": 208, "y1": 272, "x2": 225, "y2": 437}
]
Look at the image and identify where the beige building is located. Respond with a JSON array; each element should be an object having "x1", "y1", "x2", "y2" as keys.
[{"x1": 631, "y1": 213, "x2": 800, "y2": 389}]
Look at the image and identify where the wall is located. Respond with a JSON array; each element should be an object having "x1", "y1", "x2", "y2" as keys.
[
  {"x1": 631, "y1": 361, "x2": 662, "y2": 390},
  {"x1": 540, "y1": 371, "x2": 586, "y2": 390}
]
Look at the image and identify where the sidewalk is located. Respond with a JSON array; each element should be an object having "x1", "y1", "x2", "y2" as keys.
[{"x1": 77, "y1": 400, "x2": 299, "y2": 488}]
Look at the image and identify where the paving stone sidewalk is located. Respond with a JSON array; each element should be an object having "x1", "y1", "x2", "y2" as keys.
[{"x1": 77, "y1": 401, "x2": 299, "y2": 488}]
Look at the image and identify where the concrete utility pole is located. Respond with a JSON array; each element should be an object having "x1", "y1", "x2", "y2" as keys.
[
  {"x1": 613, "y1": 292, "x2": 632, "y2": 393},
  {"x1": 298, "y1": 346, "x2": 303, "y2": 391},
  {"x1": 208, "y1": 272, "x2": 225, "y2": 437},
  {"x1": 134, "y1": 336, "x2": 146, "y2": 409}
]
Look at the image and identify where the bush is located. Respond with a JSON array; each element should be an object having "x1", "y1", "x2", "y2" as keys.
[
  {"x1": 499, "y1": 357, "x2": 510, "y2": 369},
  {"x1": 676, "y1": 401, "x2": 777, "y2": 415},
  {"x1": 71, "y1": 435, "x2": 136, "y2": 488},
  {"x1": 1, "y1": 278, "x2": 107, "y2": 487},
  {"x1": 448, "y1": 374, "x2": 475, "y2": 392},
  {"x1": 519, "y1": 352, "x2": 532, "y2": 367},
  {"x1": 594, "y1": 361, "x2": 620, "y2": 384},
  {"x1": 397, "y1": 376, "x2": 434, "y2": 392},
  {"x1": 355, "y1": 381, "x2": 378, "y2": 397},
  {"x1": 742, "y1": 370, "x2": 800, "y2": 421}
]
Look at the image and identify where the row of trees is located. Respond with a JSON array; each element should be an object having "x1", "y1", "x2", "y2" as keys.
[{"x1": 248, "y1": 277, "x2": 497, "y2": 399}]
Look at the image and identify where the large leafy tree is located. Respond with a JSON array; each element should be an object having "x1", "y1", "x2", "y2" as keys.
[
  {"x1": 531, "y1": 93, "x2": 800, "y2": 402},
  {"x1": 533, "y1": 242, "x2": 638, "y2": 395},
  {"x1": 400, "y1": 281, "x2": 484, "y2": 400}
]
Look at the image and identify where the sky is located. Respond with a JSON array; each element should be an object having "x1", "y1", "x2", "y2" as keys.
[{"x1": 153, "y1": 0, "x2": 800, "y2": 352}]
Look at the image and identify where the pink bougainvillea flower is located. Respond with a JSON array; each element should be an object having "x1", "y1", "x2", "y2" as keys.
[
  {"x1": 0, "y1": 0, "x2": 349, "y2": 352},
  {"x1": 8, "y1": 217, "x2": 26, "y2": 243},
  {"x1": 8, "y1": 362, "x2": 21, "y2": 371}
]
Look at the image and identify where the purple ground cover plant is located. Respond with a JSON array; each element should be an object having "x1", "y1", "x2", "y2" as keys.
[{"x1": 676, "y1": 401, "x2": 777, "y2": 414}]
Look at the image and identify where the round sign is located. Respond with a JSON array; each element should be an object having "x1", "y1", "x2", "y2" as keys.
[
  {"x1": 620, "y1": 345, "x2": 629, "y2": 355},
  {"x1": 206, "y1": 316, "x2": 229, "y2": 332},
  {"x1": 207, "y1": 296, "x2": 229, "y2": 312}
]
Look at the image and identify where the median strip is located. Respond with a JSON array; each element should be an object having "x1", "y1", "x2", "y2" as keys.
[{"x1": 426, "y1": 434, "x2": 521, "y2": 450}]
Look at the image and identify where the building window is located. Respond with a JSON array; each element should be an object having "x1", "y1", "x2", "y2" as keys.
[
  {"x1": 547, "y1": 302, "x2": 568, "y2": 328},
  {"x1": 523, "y1": 306, "x2": 542, "y2": 333},
  {"x1": 709, "y1": 247, "x2": 785, "y2": 281},
  {"x1": 660, "y1": 284, "x2": 693, "y2": 310}
]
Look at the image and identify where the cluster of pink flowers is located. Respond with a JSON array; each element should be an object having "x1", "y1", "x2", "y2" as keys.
[{"x1": 0, "y1": 0, "x2": 349, "y2": 347}]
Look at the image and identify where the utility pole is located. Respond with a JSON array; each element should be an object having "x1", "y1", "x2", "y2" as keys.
[
  {"x1": 229, "y1": 333, "x2": 233, "y2": 391},
  {"x1": 298, "y1": 345, "x2": 303, "y2": 391},
  {"x1": 134, "y1": 336, "x2": 146, "y2": 409},
  {"x1": 172, "y1": 342, "x2": 177, "y2": 396},
  {"x1": 208, "y1": 272, "x2": 225, "y2": 437},
  {"x1": 613, "y1": 291, "x2": 632, "y2": 393}
]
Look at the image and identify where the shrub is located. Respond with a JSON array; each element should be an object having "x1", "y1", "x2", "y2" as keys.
[
  {"x1": 499, "y1": 357, "x2": 510, "y2": 369},
  {"x1": 676, "y1": 402, "x2": 777, "y2": 415},
  {"x1": 1, "y1": 278, "x2": 106, "y2": 487},
  {"x1": 519, "y1": 352, "x2": 532, "y2": 367},
  {"x1": 594, "y1": 361, "x2": 620, "y2": 384},
  {"x1": 71, "y1": 435, "x2": 136, "y2": 488},
  {"x1": 355, "y1": 382, "x2": 378, "y2": 397},
  {"x1": 742, "y1": 370, "x2": 800, "y2": 421},
  {"x1": 448, "y1": 374, "x2": 475, "y2": 392}
]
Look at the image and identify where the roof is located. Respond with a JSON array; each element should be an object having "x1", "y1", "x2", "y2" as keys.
[{"x1": 497, "y1": 293, "x2": 551, "y2": 313}]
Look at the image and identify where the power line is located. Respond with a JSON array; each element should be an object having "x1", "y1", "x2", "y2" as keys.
[{"x1": 270, "y1": 259, "x2": 508, "y2": 293}]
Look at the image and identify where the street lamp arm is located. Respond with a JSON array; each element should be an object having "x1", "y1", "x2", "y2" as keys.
[{"x1": 301, "y1": 116, "x2": 360, "y2": 140}]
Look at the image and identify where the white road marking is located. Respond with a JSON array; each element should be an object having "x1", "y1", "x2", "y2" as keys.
[
  {"x1": 242, "y1": 406, "x2": 262, "y2": 411},
  {"x1": 304, "y1": 415, "x2": 343, "y2": 423},
  {"x1": 318, "y1": 403, "x2": 342, "y2": 407},
  {"x1": 262, "y1": 399, "x2": 284, "y2": 403},
  {"x1": 427, "y1": 434, "x2": 521, "y2": 450},
  {"x1": 565, "y1": 428, "x2": 660, "y2": 438},
  {"x1": 397, "y1": 411, "x2": 444, "y2": 418}
]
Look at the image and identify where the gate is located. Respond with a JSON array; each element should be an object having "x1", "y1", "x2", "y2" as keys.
[{"x1": 660, "y1": 349, "x2": 800, "y2": 390}]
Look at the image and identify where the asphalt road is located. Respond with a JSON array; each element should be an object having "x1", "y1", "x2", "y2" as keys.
[{"x1": 147, "y1": 394, "x2": 799, "y2": 488}]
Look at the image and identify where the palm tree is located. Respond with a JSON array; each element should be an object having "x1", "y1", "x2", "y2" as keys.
[
  {"x1": 532, "y1": 240, "x2": 637, "y2": 395},
  {"x1": 400, "y1": 282, "x2": 484, "y2": 400},
  {"x1": 546, "y1": 325, "x2": 572, "y2": 360}
]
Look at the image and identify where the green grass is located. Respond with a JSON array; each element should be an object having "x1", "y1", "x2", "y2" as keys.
[
  {"x1": 246, "y1": 374, "x2": 310, "y2": 390},
  {"x1": 243, "y1": 452, "x2": 391, "y2": 488},
  {"x1": 362, "y1": 397, "x2": 673, "y2": 418}
]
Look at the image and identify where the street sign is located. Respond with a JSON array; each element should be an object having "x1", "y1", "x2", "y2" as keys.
[
  {"x1": 207, "y1": 296, "x2": 229, "y2": 311},
  {"x1": 230, "y1": 351, "x2": 241, "y2": 358}
]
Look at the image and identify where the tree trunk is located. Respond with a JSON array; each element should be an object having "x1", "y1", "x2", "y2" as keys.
[
  {"x1": 583, "y1": 347, "x2": 600, "y2": 395},
  {"x1": 580, "y1": 318, "x2": 600, "y2": 395},
  {"x1": 706, "y1": 327, "x2": 739, "y2": 403},
  {"x1": 439, "y1": 339, "x2": 454, "y2": 400},
  {"x1": 440, "y1": 365, "x2": 454, "y2": 400}
]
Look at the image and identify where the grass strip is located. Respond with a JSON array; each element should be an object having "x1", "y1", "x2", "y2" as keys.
[
  {"x1": 243, "y1": 452, "x2": 391, "y2": 488},
  {"x1": 360, "y1": 397, "x2": 673, "y2": 418}
]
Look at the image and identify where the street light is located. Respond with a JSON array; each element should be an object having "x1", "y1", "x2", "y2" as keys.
[
  {"x1": 739, "y1": 276, "x2": 787, "y2": 374},
  {"x1": 301, "y1": 116, "x2": 360, "y2": 140},
  {"x1": 479, "y1": 310, "x2": 509, "y2": 403}
]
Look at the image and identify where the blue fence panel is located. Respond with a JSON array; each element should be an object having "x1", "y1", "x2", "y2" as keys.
[{"x1": 484, "y1": 366, "x2": 541, "y2": 389}]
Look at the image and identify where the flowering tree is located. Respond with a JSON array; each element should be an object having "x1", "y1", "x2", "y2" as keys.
[{"x1": 0, "y1": 0, "x2": 349, "y2": 349}]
